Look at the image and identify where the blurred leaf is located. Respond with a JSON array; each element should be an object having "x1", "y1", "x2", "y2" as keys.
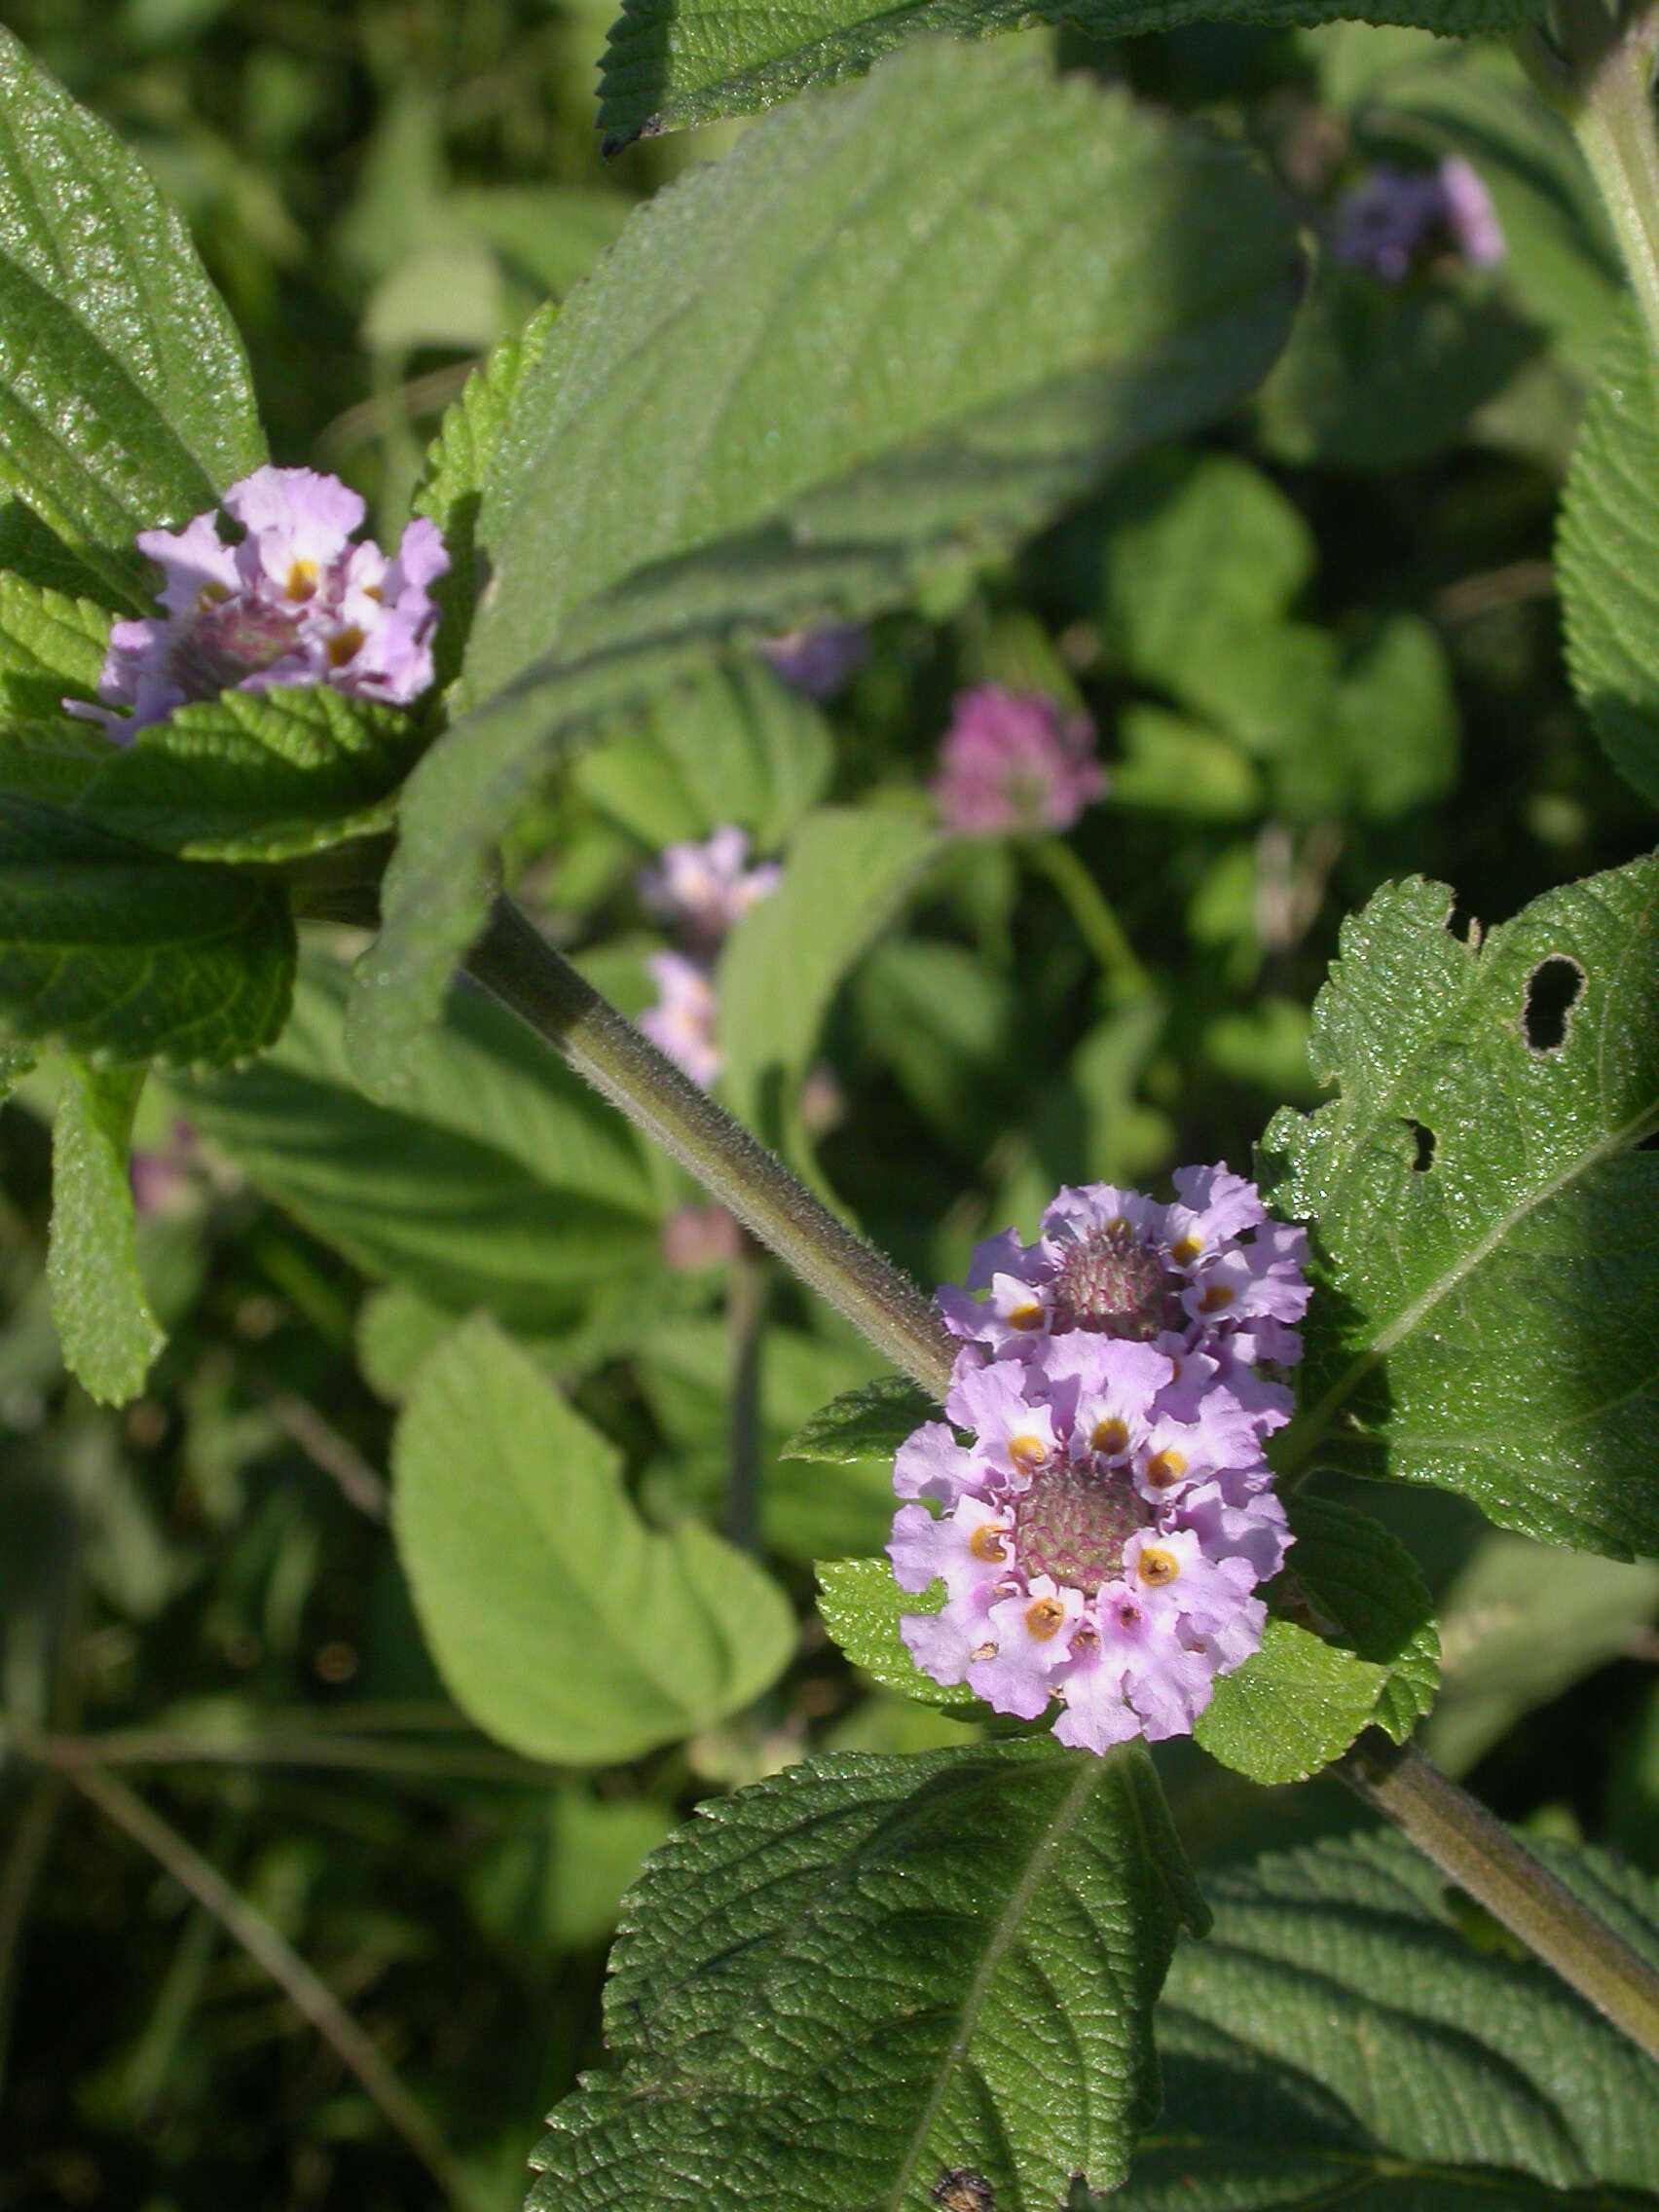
[
  {"x1": 1424, "y1": 1532, "x2": 1659, "y2": 1776},
  {"x1": 0, "y1": 25, "x2": 265, "y2": 602},
  {"x1": 1325, "y1": 612, "x2": 1458, "y2": 819},
  {"x1": 449, "y1": 185, "x2": 634, "y2": 302},
  {"x1": 1201, "y1": 997, "x2": 1315, "y2": 1099},
  {"x1": 1257, "y1": 273, "x2": 1537, "y2": 470},
  {"x1": 1264, "y1": 857, "x2": 1659, "y2": 1558},
  {"x1": 572, "y1": 658, "x2": 833, "y2": 850},
  {"x1": 393, "y1": 1314, "x2": 796, "y2": 1763},
  {"x1": 1112, "y1": 705, "x2": 1262, "y2": 820},
  {"x1": 349, "y1": 41, "x2": 1302, "y2": 1091},
  {"x1": 466, "y1": 1787, "x2": 677, "y2": 1957},
  {"x1": 530, "y1": 1739, "x2": 1207, "y2": 2209},
  {"x1": 719, "y1": 807, "x2": 941, "y2": 1130},
  {"x1": 1106, "y1": 452, "x2": 1314, "y2": 666},
  {"x1": 597, "y1": 0, "x2": 1540, "y2": 145},
  {"x1": 171, "y1": 955, "x2": 662, "y2": 1339},
  {"x1": 362, "y1": 238, "x2": 504, "y2": 356},
  {"x1": 1195, "y1": 1619, "x2": 1387, "y2": 1786},
  {"x1": 1121, "y1": 1829, "x2": 1659, "y2": 2207},
  {"x1": 71, "y1": 684, "x2": 424, "y2": 862},
  {"x1": 852, "y1": 937, "x2": 1017, "y2": 1140},
  {"x1": 1560, "y1": 309, "x2": 1659, "y2": 807},
  {"x1": 47, "y1": 1060, "x2": 162, "y2": 1403},
  {"x1": 0, "y1": 796, "x2": 294, "y2": 1067},
  {"x1": 815, "y1": 1557, "x2": 977, "y2": 1708}
]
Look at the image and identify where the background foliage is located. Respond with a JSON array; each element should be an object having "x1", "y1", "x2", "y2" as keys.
[{"x1": 3, "y1": 2, "x2": 1659, "y2": 2209}]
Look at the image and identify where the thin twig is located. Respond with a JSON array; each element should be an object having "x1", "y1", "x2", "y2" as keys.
[
  {"x1": 266, "y1": 1391, "x2": 390, "y2": 1522},
  {"x1": 61, "y1": 1762, "x2": 476, "y2": 2205},
  {"x1": 0, "y1": 1774, "x2": 64, "y2": 2094}
]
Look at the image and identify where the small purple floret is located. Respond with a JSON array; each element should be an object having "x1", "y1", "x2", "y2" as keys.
[
  {"x1": 931, "y1": 685, "x2": 1105, "y2": 836},
  {"x1": 68, "y1": 465, "x2": 450, "y2": 742},
  {"x1": 636, "y1": 827, "x2": 782, "y2": 1089},
  {"x1": 1329, "y1": 157, "x2": 1504, "y2": 283},
  {"x1": 889, "y1": 1166, "x2": 1310, "y2": 1751},
  {"x1": 756, "y1": 625, "x2": 869, "y2": 700}
]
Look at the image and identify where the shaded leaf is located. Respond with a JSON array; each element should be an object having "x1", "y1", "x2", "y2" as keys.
[
  {"x1": 392, "y1": 1314, "x2": 796, "y2": 1763},
  {"x1": 783, "y1": 1374, "x2": 940, "y2": 1465},
  {"x1": 530, "y1": 1738, "x2": 1207, "y2": 2210}
]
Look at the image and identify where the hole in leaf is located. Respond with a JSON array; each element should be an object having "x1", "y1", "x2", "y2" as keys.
[
  {"x1": 1522, "y1": 955, "x2": 1585, "y2": 1052},
  {"x1": 1405, "y1": 1121, "x2": 1435, "y2": 1172},
  {"x1": 934, "y1": 2173, "x2": 994, "y2": 2212},
  {"x1": 1446, "y1": 896, "x2": 1481, "y2": 947}
]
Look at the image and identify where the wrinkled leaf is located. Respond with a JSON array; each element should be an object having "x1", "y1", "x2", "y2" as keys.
[{"x1": 816, "y1": 1556, "x2": 977, "y2": 1708}]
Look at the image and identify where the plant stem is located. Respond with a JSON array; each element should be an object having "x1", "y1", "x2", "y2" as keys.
[
  {"x1": 1026, "y1": 835, "x2": 1152, "y2": 1003},
  {"x1": 1337, "y1": 1733, "x2": 1659, "y2": 2067},
  {"x1": 462, "y1": 899, "x2": 956, "y2": 1399},
  {"x1": 61, "y1": 1760, "x2": 479, "y2": 2206},
  {"x1": 1521, "y1": 0, "x2": 1659, "y2": 364},
  {"x1": 725, "y1": 1240, "x2": 770, "y2": 1551}
]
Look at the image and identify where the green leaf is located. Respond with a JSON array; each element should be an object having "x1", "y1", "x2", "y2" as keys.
[
  {"x1": 571, "y1": 656, "x2": 832, "y2": 850},
  {"x1": 167, "y1": 954, "x2": 663, "y2": 1341},
  {"x1": 0, "y1": 796, "x2": 293, "y2": 1067},
  {"x1": 719, "y1": 805, "x2": 940, "y2": 1129},
  {"x1": 0, "y1": 574, "x2": 111, "y2": 719},
  {"x1": 816, "y1": 1557, "x2": 977, "y2": 1707},
  {"x1": 597, "y1": 0, "x2": 1541, "y2": 147},
  {"x1": 349, "y1": 41, "x2": 1301, "y2": 1091},
  {"x1": 47, "y1": 1059, "x2": 163, "y2": 1404},
  {"x1": 392, "y1": 1314, "x2": 796, "y2": 1763},
  {"x1": 530, "y1": 1738, "x2": 1208, "y2": 2210},
  {"x1": 0, "y1": 26, "x2": 265, "y2": 600},
  {"x1": 0, "y1": 721, "x2": 120, "y2": 807},
  {"x1": 70, "y1": 683, "x2": 423, "y2": 862},
  {"x1": 1559, "y1": 309, "x2": 1659, "y2": 806},
  {"x1": 413, "y1": 301, "x2": 558, "y2": 695},
  {"x1": 783, "y1": 1375, "x2": 940, "y2": 1465},
  {"x1": 1424, "y1": 1530, "x2": 1659, "y2": 1776},
  {"x1": 1283, "y1": 1494, "x2": 1439, "y2": 1741},
  {"x1": 1264, "y1": 856, "x2": 1659, "y2": 1559},
  {"x1": 1122, "y1": 1828, "x2": 1659, "y2": 2207},
  {"x1": 1194, "y1": 1618, "x2": 1386, "y2": 1786}
]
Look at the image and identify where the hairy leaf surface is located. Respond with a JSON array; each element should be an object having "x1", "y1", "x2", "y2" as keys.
[
  {"x1": 530, "y1": 1738, "x2": 1207, "y2": 2209},
  {"x1": 1263, "y1": 856, "x2": 1659, "y2": 1558},
  {"x1": 597, "y1": 0, "x2": 1541, "y2": 145},
  {"x1": 0, "y1": 28, "x2": 265, "y2": 600},
  {"x1": 393, "y1": 1314, "x2": 795, "y2": 1762},
  {"x1": 1121, "y1": 1829, "x2": 1659, "y2": 2205},
  {"x1": 47, "y1": 1060, "x2": 162, "y2": 1404},
  {"x1": 815, "y1": 1557, "x2": 977, "y2": 1708}
]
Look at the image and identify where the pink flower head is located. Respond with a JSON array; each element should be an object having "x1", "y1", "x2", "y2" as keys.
[
  {"x1": 638, "y1": 827, "x2": 781, "y2": 949},
  {"x1": 931, "y1": 685, "x2": 1104, "y2": 836},
  {"x1": 888, "y1": 1323, "x2": 1292, "y2": 1751},
  {"x1": 756, "y1": 625, "x2": 868, "y2": 699},
  {"x1": 1329, "y1": 159, "x2": 1504, "y2": 282},
  {"x1": 639, "y1": 951, "x2": 721, "y2": 1090},
  {"x1": 69, "y1": 466, "x2": 449, "y2": 741},
  {"x1": 940, "y1": 1165, "x2": 1309, "y2": 1436}
]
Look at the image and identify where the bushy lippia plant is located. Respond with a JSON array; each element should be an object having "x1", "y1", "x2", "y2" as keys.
[{"x1": 5, "y1": 0, "x2": 1659, "y2": 2202}]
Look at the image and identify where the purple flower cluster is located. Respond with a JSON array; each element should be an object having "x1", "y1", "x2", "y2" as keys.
[
  {"x1": 890, "y1": 1167, "x2": 1311, "y2": 1751},
  {"x1": 70, "y1": 467, "x2": 448, "y2": 740},
  {"x1": 756, "y1": 625, "x2": 869, "y2": 700},
  {"x1": 638, "y1": 827, "x2": 780, "y2": 1088},
  {"x1": 931, "y1": 685, "x2": 1105, "y2": 837},
  {"x1": 1329, "y1": 156, "x2": 1504, "y2": 283}
]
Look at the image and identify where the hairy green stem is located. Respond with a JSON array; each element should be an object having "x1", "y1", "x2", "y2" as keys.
[
  {"x1": 1338, "y1": 1733, "x2": 1659, "y2": 2066},
  {"x1": 1521, "y1": 0, "x2": 1659, "y2": 362},
  {"x1": 725, "y1": 1240, "x2": 770, "y2": 1552},
  {"x1": 462, "y1": 895, "x2": 1659, "y2": 2069},
  {"x1": 1027, "y1": 835, "x2": 1152, "y2": 1002},
  {"x1": 461, "y1": 899, "x2": 956, "y2": 1398}
]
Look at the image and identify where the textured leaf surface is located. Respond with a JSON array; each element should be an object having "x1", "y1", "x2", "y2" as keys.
[
  {"x1": 597, "y1": 0, "x2": 1541, "y2": 145},
  {"x1": 0, "y1": 27, "x2": 265, "y2": 599},
  {"x1": 530, "y1": 1738, "x2": 1207, "y2": 2210},
  {"x1": 349, "y1": 41, "x2": 1300, "y2": 1089},
  {"x1": 1193, "y1": 1618, "x2": 1385, "y2": 1787},
  {"x1": 1263, "y1": 856, "x2": 1659, "y2": 1559},
  {"x1": 815, "y1": 1557, "x2": 977, "y2": 1707},
  {"x1": 1121, "y1": 1828, "x2": 1659, "y2": 2206},
  {"x1": 47, "y1": 1060, "x2": 162, "y2": 1404},
  {"x1": 392, "y1": 1315, "x2": 795, "y2": 1763},
  {"x1": 783, "y1": 1375, "x2": 940, "y2": 1465},
  {"x1": 1559, "y1": 310, "x2": 1659, "y2": 806},
  {"x1": 170, "y1": 955, "x2": 662, "y2": 1338},
  {"x1": 71, "y1": 684, "x2": 423, "y2": 862},
  {"x1": 0, "y1": 797, "x2": 293, "y2": 1067},
  {"x1": 1285, "y1": 1493, "x2": 1439, "y2": 1742},
  {"x1": 0, "y1": 573, "x2": 109, "y2": 719},
  {"x1": 719, "y1": 806, "x2": 940, "y2": 1128}
]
